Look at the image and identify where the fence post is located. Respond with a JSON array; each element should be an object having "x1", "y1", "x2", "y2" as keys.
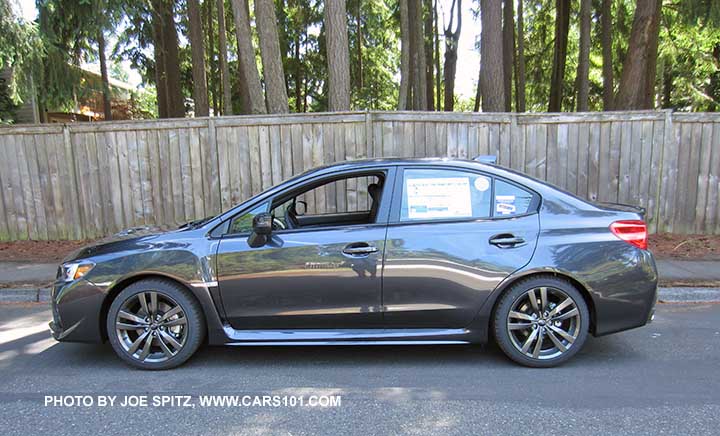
[{"x1": 207, "y1": 117, "x2": 222, "y2": 215}]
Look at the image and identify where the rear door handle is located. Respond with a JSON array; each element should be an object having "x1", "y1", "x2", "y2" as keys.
[
  {"x1": 342, "y1": 243, "x2": 379, "y2": 256},
  {"x1": 489, "y1": 234, "x2": 526, "y2": 248}
]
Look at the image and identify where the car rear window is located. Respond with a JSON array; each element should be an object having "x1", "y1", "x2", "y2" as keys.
[{"x1": 400, "y1": 169, "x2": 492, "y2": 221}]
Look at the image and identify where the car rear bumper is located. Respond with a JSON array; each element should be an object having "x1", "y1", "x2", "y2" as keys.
[{"x1": 592, "y1": 249, "x2": 658, "y2": 336}]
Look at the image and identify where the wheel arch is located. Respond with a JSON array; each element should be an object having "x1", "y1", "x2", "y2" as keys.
[
  {"x1": 99, "y1": 273, "x2": 225, "y2": 343},
  {"x1": 472, "y1": 269, "x2": 598, "y2": 341}
]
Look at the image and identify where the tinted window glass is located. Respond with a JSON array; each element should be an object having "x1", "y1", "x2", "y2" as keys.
[
  {"x1": 228, "y1": 202, "x2": 269, "y2": 234},
  {"x1": 494, "y1": 180, "x2": 534, "y2": 216},
  {"x1": 293, "y1": 174, "x2": 381, "y2": 216},
  {"x1": 400, "y1": 169, "x2": 492, "y2": 221}
]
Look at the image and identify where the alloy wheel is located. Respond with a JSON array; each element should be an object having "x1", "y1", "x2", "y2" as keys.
[
  {"x1": 506, "y1": 286, "x2": 581, "y2": 360},
  {"x1": 115, "y1": 291, "x2": 188, "y2": 363}
]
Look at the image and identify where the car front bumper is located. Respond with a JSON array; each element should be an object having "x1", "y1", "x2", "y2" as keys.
[{"x1": 50, "y1": 278, "x2": 107, "y2": 343}]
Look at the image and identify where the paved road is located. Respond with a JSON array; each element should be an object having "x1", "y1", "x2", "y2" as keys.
[{"x1": 0, "y1": 303, "x2": 719, "y2": 436}]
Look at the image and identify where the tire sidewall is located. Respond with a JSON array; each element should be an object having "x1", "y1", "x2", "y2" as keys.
[
  {"x1": 106, "y1": 280, "x2": 205, "y2": 370},
  {"x1": 494, "y1": 277, "x2": 590, "y2": 368}
]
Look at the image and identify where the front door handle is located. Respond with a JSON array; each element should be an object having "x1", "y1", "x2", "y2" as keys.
[
  {"x1": 489, "y1": 234, "x2": 526, "y2": 248},
  {"x1": 342, "y1": 243, "x2": 379, "y2": 256}
]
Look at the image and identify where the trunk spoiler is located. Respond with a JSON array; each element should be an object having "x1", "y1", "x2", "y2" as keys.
[{"x1": 594, "y1": 202, "x2": 646, "y2": 219}]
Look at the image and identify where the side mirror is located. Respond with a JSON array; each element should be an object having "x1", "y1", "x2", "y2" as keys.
[{"x1": 247, "y1": 212, "x2": 272, "y2": 247}]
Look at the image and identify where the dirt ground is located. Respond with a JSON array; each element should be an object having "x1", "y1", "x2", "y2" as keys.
[
  {"x1": 0, "y1": 240, "x2": 93, "y2": 263},
  {"x1": 0, "y1": 233, "x2": 718, "y2": 263},
  {"x1": 648, "y1": 233, "x2": 720, "y2": 260}
]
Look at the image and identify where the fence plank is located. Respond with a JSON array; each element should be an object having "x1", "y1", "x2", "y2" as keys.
[
  {"x1": 565, "y1": 123, "x2": 578, "y2": 194},
  {"x1": 269, "y1": 125, "x2": 283, "y2": 186},
  {"x1": 587, "y1": 122, "x2": 601, "y2": 202},
  {"x1": 28, "y1": 135, "x2": 49, "y2": 240},
  {"x1": 648, "y1": 120, "x2": 664, "y2": 232},
  {"x1": 708, "y1": 123, "x2": 720, "y2": 234},
  {"x1": 695, "y1": 123, "x2": 713, "y2": 233}
]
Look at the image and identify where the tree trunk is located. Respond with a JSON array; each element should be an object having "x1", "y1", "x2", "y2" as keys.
[
  {"x1": 206, "y1": 0, "x2": 218, "y2": 114},
  {"x1": 433, "y1": 0, "x2": 441, "y2": 110},
  {"x1": 576, "y1": 0, "x2": 591, "y2": 111},
  {"x1": 600, "y1": 0, "x2": 614, "y2": 110},
  {"x1": 502, "y1": 0, "x2": 514, "y2": 112},
  {"x1": 409, "y1": 0, "x2": 427, "y2": 110},
  {"x1": 255, "y1": 0, "x2": 289, "y2": 113},
  {"x1": 443, "y1": 0, "x2": 461, "y2": 112},
  {"x1": 188, "y1": 0, "x2": 209, "y2": 116},
  {"x1": 151, "y1": 10, "x2": 168, "y2": 118},
  {"x1": 424, "y1": 0, "x2": 434, "y2": 110},
  {"x1": 153, "y1": 0, "x2": 185, "y2": 118},
  {"x1": 480, "y1": 0, "x2": 504, "y2": 112},
  {"x1": 615, "y1": 0, "x2": 661, "y2": 110},
  {"x1": 164, "y1": 0, "x2": 185, "y2": 118},
  {"x1": 548, "y1": 0, "x2": 570, "y2": 112},
  {"x1": 294, "y1": 20, "x2": 304, "y2": 113},
  {"x1": 356, "y1": 0, "x2": 364, "y2": 91},
  {"x1": 398, "y1": 0, "x2": 410, "y2": 110},
  {"x1": 325, "y1": 0, "x2": 351, "y2": 111},
  {"x1": 230, "y1": 0, "x2": 267, "y2": 114},
  {"x1": 515, "y1": 0, "x2": 526, "y2": 112},
  {"x1": 216, "y1": 0, "x2": 233, "y2": 115},
  {"x1": 97, "y1": 30, "x2": 112, "y2": 121}
]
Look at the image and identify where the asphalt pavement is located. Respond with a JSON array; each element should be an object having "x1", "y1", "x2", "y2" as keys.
[{"x1": 0, "y1": 302, "x2": 719, "y2": 435}]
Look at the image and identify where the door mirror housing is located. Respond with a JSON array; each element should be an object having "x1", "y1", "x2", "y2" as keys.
[{"x1": 248, "y1": 212, "x2": 272, "y2": 247}]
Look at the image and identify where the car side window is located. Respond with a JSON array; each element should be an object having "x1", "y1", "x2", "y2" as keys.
[
  {"x1": 228, "y1": 202, "x2": 269, "y2": 234},
  {"x1": 400, "y1": 169, "x2": 492, "y2": 222},
  {"x1": 494, "y1": 179, "x2": 534, "y2": 217}
]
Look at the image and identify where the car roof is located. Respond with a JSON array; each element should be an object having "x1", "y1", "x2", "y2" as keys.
[{"x1": 306, "y1": 157, "x2": 495, "y2": 174}]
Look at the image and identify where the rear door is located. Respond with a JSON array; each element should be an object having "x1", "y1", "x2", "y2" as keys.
[{"x1": 382, "y1": 166, "x2": 540, "y2": 328}]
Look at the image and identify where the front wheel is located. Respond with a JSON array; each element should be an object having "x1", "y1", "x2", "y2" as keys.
[
  {"x1": 493, "y1": 276, "x2": 590, "y2": 368},
  {"x1": 107, "y1": 279, "x2": 206, "y2": 370}
]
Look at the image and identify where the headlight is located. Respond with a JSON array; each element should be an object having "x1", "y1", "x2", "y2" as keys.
[{"x1": 60, "y1": 261, "x2": 95, "y2": 282}]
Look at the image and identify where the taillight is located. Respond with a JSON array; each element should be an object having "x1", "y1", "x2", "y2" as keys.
[{"x1": 610, "y1": 220, "x2": 648, "y2": 250}]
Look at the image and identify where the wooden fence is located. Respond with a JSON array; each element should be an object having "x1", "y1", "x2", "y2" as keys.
[{"x1": 0, "y1": 110, "x2": 718, "y2": 241}]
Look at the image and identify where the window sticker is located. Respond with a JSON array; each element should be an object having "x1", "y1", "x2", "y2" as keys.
[
  {"x1": 406, "y1": 177, "x2": 472, "y2": 219},
  {"x1": 474, "y1": 176, "x2": 490, "y2": 192},
  {"x1": 495, "y1": 194, "x2": 517, "y2": 215}
]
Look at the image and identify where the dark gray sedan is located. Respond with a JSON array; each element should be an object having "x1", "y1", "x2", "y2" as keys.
[{"x1": 50, "y1": 158, "x2": 657, "y2": 369}]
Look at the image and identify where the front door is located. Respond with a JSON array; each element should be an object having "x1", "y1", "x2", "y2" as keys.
[{"x1": 216, "y1": 169, "x2": 394, "y2": 330}]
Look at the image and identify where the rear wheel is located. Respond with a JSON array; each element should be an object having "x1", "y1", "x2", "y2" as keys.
[
  {"x1": 107, "y1": 279, "x2": 205, "y2": 370},
  {"x1": 493, "y1": 276, "x2": 589, "y2": 368}
]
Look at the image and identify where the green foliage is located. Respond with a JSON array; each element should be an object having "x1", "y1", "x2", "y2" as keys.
[
  {"x1": 347, "y1": 0, "x2": 400, "y2": 110},
  {"x1": 0, "y1": 76, "x2": 19, "y2": 124},
  {"x1": 0, "y1": 0, "x2": 44, "y2": 109},
  {"x1": 18, "y1": 0, "x2": 720, "y2": 116},
  {"x1": 130, "y1": 87, "x2": 158, "y2": 118},
  {"x1": 659, "y1": 0, "x2": 720, "y2": 110}
]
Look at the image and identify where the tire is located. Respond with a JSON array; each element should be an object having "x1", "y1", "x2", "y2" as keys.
[
  {"x1": 106, "y1": 279, "x2": 206, "y2": 370},
  {"x1": 493, "y1": 276, "x2": 590, "y2": 368}
]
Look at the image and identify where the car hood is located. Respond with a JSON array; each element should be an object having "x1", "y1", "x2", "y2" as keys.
[{"x1": 62, "y1": 225, "x2": 176, "y2": 263}]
